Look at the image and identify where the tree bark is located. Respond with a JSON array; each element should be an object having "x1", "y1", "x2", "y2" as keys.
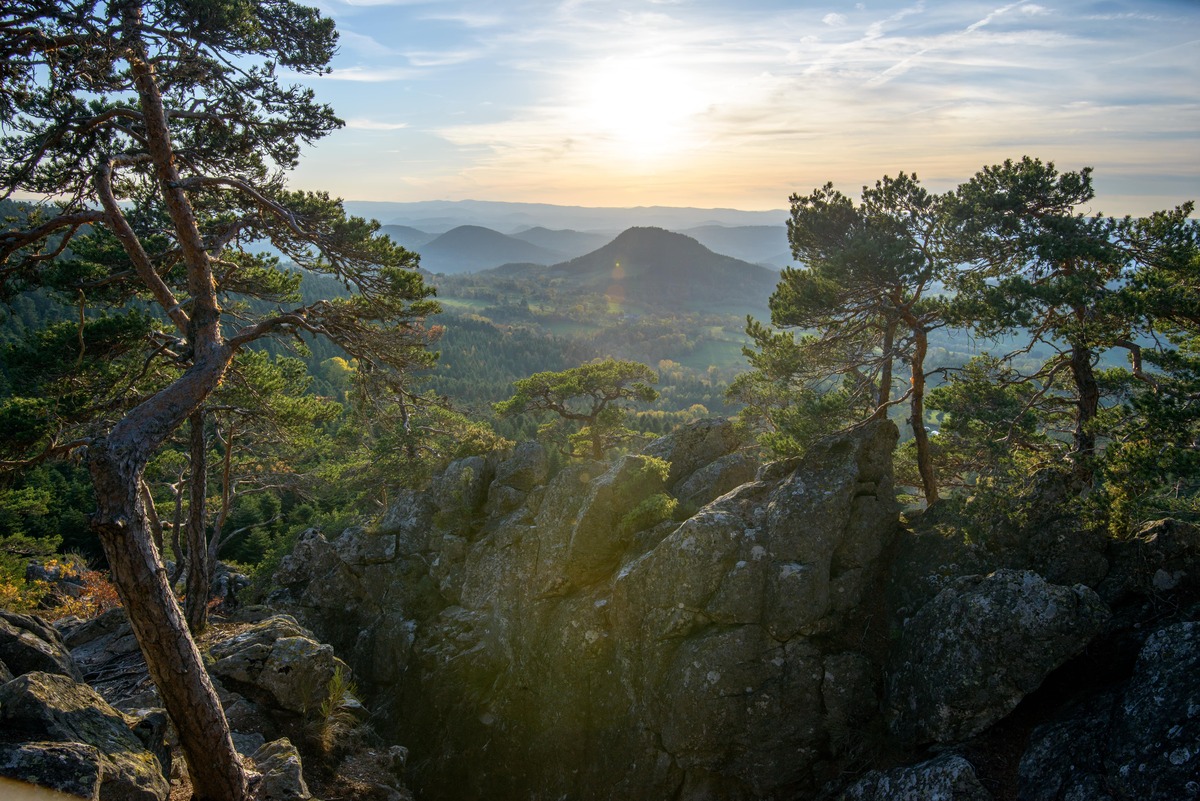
[
  {"x1": 904, "y1": 320, "x2": 938, "y2": 505},
  {"x1": 184, "y1": 410, "x2": 211, "y2": 635},
  {"x1": 1069, "y1": 341, "x2": 1100, "y2": 480},
  {"x1": 875, "y1": 316, "x2": 896, "y2": 418},
  {"x1": 87, "y1": 350, "x2": 247, "y2": 801}
]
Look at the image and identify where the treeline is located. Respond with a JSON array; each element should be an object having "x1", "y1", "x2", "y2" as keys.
[{"x1": 732, "y1": 158, "x2": 1199, "y2": 532}]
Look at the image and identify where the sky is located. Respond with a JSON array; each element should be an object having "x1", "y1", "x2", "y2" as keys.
[{"x1": 285, "y1": 0, "x2": 1200, "y2": 216}]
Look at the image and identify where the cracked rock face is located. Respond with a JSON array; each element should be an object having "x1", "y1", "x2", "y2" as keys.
[
  {"x1": 884, "y1": 569, "x2": 1111, "y2": 746},
  {"x1": 273, "y1": 419, "x2": 904, "y2": 800}
]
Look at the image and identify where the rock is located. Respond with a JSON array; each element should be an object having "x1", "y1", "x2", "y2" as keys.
[
  {"x1": 274, "y1": 529, "x2": 367, "y2": 614},
  {"x1": 0, "y1": 671, "x2": 168, "y2": 801},
  {"x1": 334, "y1": 526, "x2": 398, "y2": 566},
  {"x1": 1106, "y1": 621, "x2": 1200, "y2": 800},
  {"x1": 1100, "y1": 518, "x2": 1200, "y2": 604},
  {"x1": 490, "y1": 441, "x2": 548, "y2": 493},
  {"x1": 0, "y1": 609, "x2": 83, "y2": 681},
  {"x1": 886, "y1": 569, "x2": 1110, "y2": 745},
  {"x1": 57, "y1": 609, "x2": 156, "y2": 711},
  {"x1": 272, "y1": 419, "x2": 904, "y2": 801},
  {"x1": 0, "y1": 660, "x2": 12, "y2": 683},
  {"x1": 430, "y1": 456, "x2": 491, "y2": 515},
  {"x1": 1018, "y1": 690, "x2": 1119, "y2": 801},
  {"x1": 0, "y1": 741, "x2": 102, "y2": 800},
  {"x1": 673, "y1": 450, "x2": 759, "y2": 510},
  {"x1": 563, "y1": 454, "x2": 670, "y2": 586},
  {"x1": 642, "y1": 417, "x2": 742, "y2": 489},
  {"x1": 378, "y1": 489, "x2": 437, "y2": 554},
  {"x1": 252, "y1": 738, "x2": 311, "y2": 801},
  {"x1": 837, "y1": 753, "x2": 992, "y2": 801},
  {"x1": 209, "y1": 615, "x2": 351, "y2": 715}
]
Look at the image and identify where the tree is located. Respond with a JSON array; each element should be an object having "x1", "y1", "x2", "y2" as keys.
[
  {"x1": 751, "y1": 174, "x2": 948, "y2": 503},
  {"x1": 0, "y1": 2, "x2": 437, "y2": 797},
  {"x1": 495, "y1": 359, "x2": 659, "y2": 459},
  {"x1": 945, "y1": 157, "x2": 1165, "y2": 480}
]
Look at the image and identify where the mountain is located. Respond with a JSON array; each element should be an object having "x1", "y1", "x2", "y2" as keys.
[
  {"x1": 418, "y1": 225, "x2": 564, "y2": 274},
  {"x1": 546, "y1": 227, "x2": 778, "y2": 313},
  {"x1": 677, "y1": 224, "x2": 791, "y2": 268},
  {"x1": 340, "y1": 199, "x2": 787, "y2": 233},
  {"x1": 378, "y1": 224, "x2": 437, "y2": 250},
  {"x1": 509, "y1": 227, "x2": 614, "y2": 260}
]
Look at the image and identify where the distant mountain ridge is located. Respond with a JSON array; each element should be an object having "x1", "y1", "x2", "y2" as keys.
[
  {"x1": 342, "y1": 198, "x2": 787, "y2": 234},
  {"x1": 542, "y1": 227, "x2": 777, "y2": 313},
  {"x1": 417, "y1": 225, "x2": 563, "y2": 275}
]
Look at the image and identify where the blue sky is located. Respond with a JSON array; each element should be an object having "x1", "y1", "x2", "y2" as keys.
[{"x1": 284, "y1": 0, "x2": 1200, "y2": 215}]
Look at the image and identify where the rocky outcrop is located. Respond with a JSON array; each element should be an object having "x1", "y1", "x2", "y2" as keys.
[
  {"x1": 837, "y1": 753, "x2": 991, "y2": 801},
  {"x1": 1, "y1": 609, "x2": 83, "y2": 682},
  {"x1": 209, "y1": 614, "x2": 351, "y2": 716},
  {"x1": 272, "y1": 419, "x2": 904, "y2": 799},
  {"x1": 262, "y1": 415, "x2": 1200, "y2": 801},
  {"x1": 0, "y1": 671, "x2": 169, "y2": 801},
  {"x1": 885, "y1": 569, "x2": 1110, "y2": 745}
]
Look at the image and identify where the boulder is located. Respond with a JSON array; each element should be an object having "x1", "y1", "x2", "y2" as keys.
[
  {"x1": 837, "y1": 753, "x2": 991, "y2": 801},
  {"x1": 1106, "y1": 621, "x2": 1200, "y2": 800},
  {"x1": 209, "y1": 615, "x2": 351, "y2": 716},
  {"x1": 378, "y1": 489, "x2": 437, "y2": 555},
  {"x1": 252, "y1": 738, "x2": 311, "y2": 801},
  {"x1": 490, "y1": 441, "x2": 548, "y2": 493},
  {"x1": 430, "y1": 456, "x2": 491, "y2": 515},
  {"x1": 1100, "y1": 518, "x2": 1200, "y2": 604},
  {"x1": 886, "y1": 569, "x2": 1110, "y2": 745},
  {"x1": 0, "y1": 609, "x2": 83, "y2": 681},
  {"x1": 0, "y1": 741, "x2": 102, "y2": 800},
  {"x1": 1018, "y1": 690, "x2": 1119, "y2": 801},
  {"x1": 0, "y1": 671, "x2": 168, "y2": 801},
  {"x1": 673, "y1": 451, "x2": 759, "y2": 510},
  {"x1": 642, "y1": 417, "x2": 742, "y2": 489}
]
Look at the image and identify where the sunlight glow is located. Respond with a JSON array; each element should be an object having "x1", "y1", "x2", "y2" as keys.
[{"x1": 573, "y1": 57, "x2": 709, "y2": 162}]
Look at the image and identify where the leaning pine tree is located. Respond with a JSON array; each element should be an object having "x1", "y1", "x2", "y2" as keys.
[{"x1": 0, "y1": 2, "x2": 437, "y2": 798}]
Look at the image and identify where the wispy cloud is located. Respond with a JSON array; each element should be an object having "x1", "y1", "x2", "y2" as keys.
[
  {"x1": 295, "y1": 0, "x2": 1200, "y2": 214},
  {"x1": 345, "y1": 118, "x2": 409, "y2": 130},
  {"x1": 316, "y1": 65, "x2": 419, "y2": 81}
]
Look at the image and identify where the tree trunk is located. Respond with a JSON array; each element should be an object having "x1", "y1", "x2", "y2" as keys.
[
  {"x1": 87, "y1": 351, "x2": 247, "y2": 801},
  {"x1": 875, "y1": 317, "x2": 896, "y2": 418},
  {"x1": 1069, "y1": 342, "x2": 1100, "y2": 480},
  {"x1": 184, "y1": 410, "x2": 210, "y2": 635},
  {"x1": 906, "y1": 323, "x2": 939, "y2": 505}
]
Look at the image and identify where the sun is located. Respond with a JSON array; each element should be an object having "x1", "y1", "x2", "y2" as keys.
[{"x1": 574, "y1": 57, "x2": 708, "y2": 162}]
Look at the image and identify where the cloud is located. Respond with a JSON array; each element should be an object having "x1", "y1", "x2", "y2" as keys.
[
  {"x1": 404, "y1": 49, "x2": 486, "y2": 67},
  {"x1": 823, "y1": 12, "x2": 847, "y2": 26},
  {"x1": 420, "y1": 10, "x2": 504, "y2": 28},
  {"x1": 314, "y1": 65, "x2": 418, "y2": 81},
  {"x1": 337, "y1": 29, "x2": 398, "y2": 57},
  {"x1": 345, "y1": 118, "x2": 409, "y2": 130}
]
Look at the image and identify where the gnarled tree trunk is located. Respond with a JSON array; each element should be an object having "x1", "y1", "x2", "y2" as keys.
[{"x1": 88, "y1": 350, "x2": 247, "y2": 801}]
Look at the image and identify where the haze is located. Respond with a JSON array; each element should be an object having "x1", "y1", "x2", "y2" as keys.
[{"x1": 290, "y1": 0, "x2": 1200, "y2": 217}]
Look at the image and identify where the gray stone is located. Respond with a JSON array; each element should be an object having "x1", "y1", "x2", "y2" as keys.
[
  {"x1": 252, "y1": 738, "x2": 311, "y2": 801},
  {"x1": 378, "y1": 489, "x2": 437, "y2": 555},
  {"x1": 642, "y1": 417, "x2": 742, "y2": 489},
  {"x1": 490, "y1": 440, "x2": 549, "y2": 493},
  {"x1": 0, "y1": 609, "x2": 83, "y2": 681},
  {"x1": 430, "y1": 456, "x2": 490, "y2": 513},
  {"x1": 838, "y1": 753, "x2": 992, "y2": 801},
  {"x1": 1018, "y1": 690, "x2": 1119, "y2": 801},
  {"x1": 334, "y1": 525, "x2": 398, "y2": 566},
  {"x1": 0, "y1": 672, "x2": 168, "y2": 801},
  {"x1": 209, "y1": 616, "x2": 351, "y2": 715},
  {"x1": 1106, "y1": 621, "x2": 1200, "y2": 800},
  {"x1": 886, "y1": 569, "x2": 1111, "y2": 745},
  {"x1": 0, "y1": 741, "x2": 102, "y2": 800},
  {"x1": 673, "y1": 450, "x2": 759, "y2": 510}
]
